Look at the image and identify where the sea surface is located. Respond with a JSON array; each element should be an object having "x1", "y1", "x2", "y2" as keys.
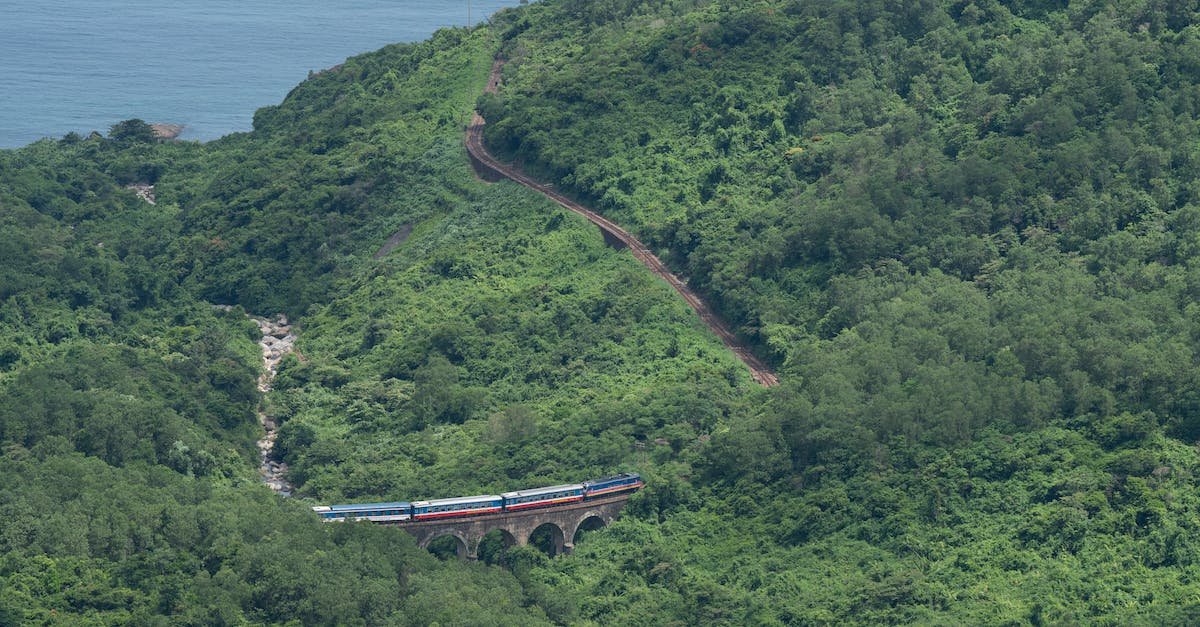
[{"x1": 0, "y1": 0, "x2": 525, "y2": 148}]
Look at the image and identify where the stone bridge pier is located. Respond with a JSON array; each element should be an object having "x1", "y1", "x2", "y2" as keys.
[{"x1": 390, "y1": 493, "x2": 633, "y2": 559}]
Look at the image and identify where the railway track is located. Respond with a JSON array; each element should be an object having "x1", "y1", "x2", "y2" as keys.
[{"x1": 465, "y1": 59, "x2": 779, "y2": 387}]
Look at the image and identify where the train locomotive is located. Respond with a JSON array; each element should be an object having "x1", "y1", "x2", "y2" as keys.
[{"x1": 312, "y1": 472, "x2": 642, "y2": 523}]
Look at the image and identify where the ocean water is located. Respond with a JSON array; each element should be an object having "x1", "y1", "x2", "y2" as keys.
[{"x1": 0, "y1": 0, "x2": 525, "y2": 148}]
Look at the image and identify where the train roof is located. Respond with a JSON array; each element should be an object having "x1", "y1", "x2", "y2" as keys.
[
  {"x1": 584, "y1": 472, "x2": 641, "y2": 485},
  {"x1": 411, "y1": 494, "x2": 502, "y2": 507},
  {"x1": 315, "y1": 502, "x2": 412, "y2": 513},
  {"x1": 501, "y1": 483, "x2": 584, "y2": 499}
]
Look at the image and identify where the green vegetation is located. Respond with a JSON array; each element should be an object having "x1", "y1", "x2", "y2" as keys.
[
  {"x1": 4, "y1": 0, "x2": 1200, "y2": 623},
  {"x1": 0, "y1": 25, "x2": 559, "y2": 625}
]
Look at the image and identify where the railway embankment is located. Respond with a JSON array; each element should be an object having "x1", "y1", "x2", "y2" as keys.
[{"x1": 465, "y1": 59, "x2": 779, "y2": 387}]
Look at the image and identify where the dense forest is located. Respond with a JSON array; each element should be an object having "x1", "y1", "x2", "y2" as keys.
[{"x1": 4, "y1": 0, "x2": 1200, "y2": 623}]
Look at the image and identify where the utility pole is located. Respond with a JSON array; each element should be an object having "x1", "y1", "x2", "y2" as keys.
[
  {"x1": 467, "y1": 0, "x2": 471, "y2": 27},
  {"x1": 635, "y1": 441, "x2": 646, "y2": 467}
]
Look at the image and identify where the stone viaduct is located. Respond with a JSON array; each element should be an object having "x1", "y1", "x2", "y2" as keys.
[{"x1": 388, "y1": 493, "x2": 633, "y2": 559}]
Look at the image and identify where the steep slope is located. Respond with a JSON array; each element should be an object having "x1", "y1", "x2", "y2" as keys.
[
  {"x1": 467, "y1": 59, "x2": 779, "y2": 386},
  {"x1": 471, "y1": 0, "x2": 1200, "y2": 623},
  {"x1": 485, "y1": 0, "x2": 1200, "y2": 446}
]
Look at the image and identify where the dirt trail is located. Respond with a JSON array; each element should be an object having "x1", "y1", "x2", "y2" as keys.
[{"x1": 466, "y1": 59, "x2": 779, "y2": 387}]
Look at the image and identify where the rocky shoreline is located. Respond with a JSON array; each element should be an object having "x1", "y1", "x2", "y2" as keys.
[
  {"x1": 151, "y1": 122, "x2": 185, "y2": 140},
  {"x1": 253, "y1": 313, "x2": 297, "y2": 496}
]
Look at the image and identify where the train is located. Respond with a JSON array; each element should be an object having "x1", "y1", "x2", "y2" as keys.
[{"x1": 312, "y1": 472, "x2": 643, "y2": 523}]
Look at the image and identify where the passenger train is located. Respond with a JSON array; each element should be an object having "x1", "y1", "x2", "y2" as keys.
[{"x1": 312, "y1": 472, "x2": 643, "y2": 523}]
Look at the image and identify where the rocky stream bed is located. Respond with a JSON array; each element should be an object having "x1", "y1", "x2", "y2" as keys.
[{"x1": 254, "y1": 313, "x2": 296, "y2": 496}]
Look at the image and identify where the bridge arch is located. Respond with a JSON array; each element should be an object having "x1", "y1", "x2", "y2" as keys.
[
  {"x1": 477, "y1": 528, "x2": 519, "y2": 564},
  {"x1": 527, "y1": 521, "x2": 566, "y2": 557},
  {"x1": 420, "y1": 530, "x2": 470, "y2": 559},
  {"x1": 571, "y1": 512, "x2": 608, "y2": 545}
]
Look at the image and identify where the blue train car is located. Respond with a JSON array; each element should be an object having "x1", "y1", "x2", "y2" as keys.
[
  {"x1": 312, "y1": 502, "x2": 412, "y2": 522},
  {"x1": 411, "y1": 494, "x2": 503, "y2": 521},
  {"x1": 502, "y1": 483, "x2": 584, "y2": 511},
  {"x1": 583, "y1": 472, "x2": 643, "y2": 499}
]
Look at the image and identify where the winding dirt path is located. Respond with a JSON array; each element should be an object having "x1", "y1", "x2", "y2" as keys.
[{"x1": 466, "y1": 59, "x2": 779, "y2": 387}]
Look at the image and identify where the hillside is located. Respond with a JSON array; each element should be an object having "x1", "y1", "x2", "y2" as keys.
[{"x1": 3, "y1": 0, "x2": 1200, "y2": 624}]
